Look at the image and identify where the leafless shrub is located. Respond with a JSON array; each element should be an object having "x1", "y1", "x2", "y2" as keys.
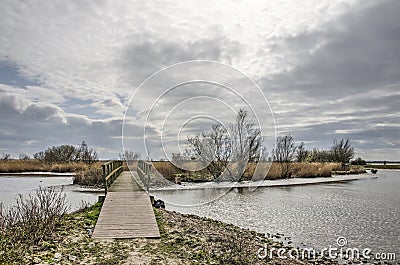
[
  {"x1": 119, "y1": 150, "x2": 141, "y2": 167},
  {"x1": 0, "y1": 187, "x2": 69, "y2": 245},
  {"x1": 0, "y1": 152, "x2": 12, "y2": 161}
]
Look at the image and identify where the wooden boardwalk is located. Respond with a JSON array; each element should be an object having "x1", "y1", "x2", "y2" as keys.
[{"x1": 93, "y1": 171, "x2": 160, "y2": 239}]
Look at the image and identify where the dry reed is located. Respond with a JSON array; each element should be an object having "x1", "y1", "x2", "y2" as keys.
[
  {"x1": 151, "y1": 161, "x2": 342, "y2": 181},
  {"x1": 0, "y1": 160, "x2": 89, "y2": 173}
]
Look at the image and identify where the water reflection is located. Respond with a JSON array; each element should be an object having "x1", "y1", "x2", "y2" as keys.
[
  {"x1": 156, "y1": 187, "x2": 231, "y2": 207},
  {"x1": 0, "y1": 175, "x2": 100, "y2": 212}
]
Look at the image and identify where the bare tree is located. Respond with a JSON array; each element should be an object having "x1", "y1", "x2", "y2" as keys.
[
  {"x1": 308, "y1": 148, "x2": 332, "y2": 162},
  {"x1": 33, "y1": 151, "x2": 45, "y2": 162},
  {"x1": 187, "y1": 123, "x2": 232, "y2": 179},
  {"x1": 1, "y1": 153, "x2": 12, "y2": 161},
  {"x1": 230, "y1": 109, "x2": 262, "y2": 179},
  {"x1": 76, "y1": 141, "x2": 98, "y2": 165},
  {"x1": 119, "y1": 150, "x2": 141, "y2": 166},
  {"x1": 187, "y1": 109, "x2": 263, "y2": 181},
  {"x1": 274, "y1": 135, "x2": 297, "y2": 178},
  {"x1": 274, "y1": 135, "x2": 297, "y2": 163},
  {"x1": 331, "y1": 139, "x2": 354, "y2": 164},
  {"x1": 296, "y1": 142, "x2": 308, "y2": 162},
  {"x1": 18, "y1": 153, "x2": 30, "y2": 160}
]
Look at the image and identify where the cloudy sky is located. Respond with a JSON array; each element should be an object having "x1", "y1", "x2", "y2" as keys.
[{"x1": 0, "y1": 0, "x2": 399, "y2": 160}]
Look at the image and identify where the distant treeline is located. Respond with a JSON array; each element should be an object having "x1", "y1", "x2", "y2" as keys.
[
  {"x1": 365, "y1": 160, "x2": 400, "y2": 164},
  {"x1": 1, "y1": 141, "x2": 98, "y2": 165}
]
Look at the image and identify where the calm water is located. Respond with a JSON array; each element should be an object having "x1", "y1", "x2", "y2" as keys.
[
  {"x1": 0, "y1": 175, "x2": 100, "y2": 212},
  {"x1": 154, "y1": 170, "x2": 400, "y2": 256}
]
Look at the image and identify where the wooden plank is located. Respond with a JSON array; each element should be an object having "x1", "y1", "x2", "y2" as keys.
[{"x1": 93, "y1": 171, "x2": 160, "y2": 239}]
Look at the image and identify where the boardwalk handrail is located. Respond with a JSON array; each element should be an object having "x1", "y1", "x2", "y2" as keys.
[
  {"x1": 137, "y1": 160, "x2": 151, "y2": 192},
  {"x1": 102, "y1": 160, "x2": 123, "y2": 194}
]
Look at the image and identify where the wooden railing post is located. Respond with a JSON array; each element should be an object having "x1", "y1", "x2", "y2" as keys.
[
  {"x1": 102, "y1": 164, "x2": 107, "y2": 195},
  {"x1": 137, "y1": 160, "x2": 151, "y2": 193},
  {"x1": 147, "y1": 163, "x2": 150, "y2": 193},
  {"x1": 102, "y1": 160, "x2": 124, "y2": 194},
  {"x1": 145, "y1": 163, "x2": 148, "y2": 193}
]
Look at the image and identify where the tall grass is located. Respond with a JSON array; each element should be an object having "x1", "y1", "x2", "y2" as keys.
[
  {"x1": 0, "y1": 160, "x2": 88, "y2": 173},
  {"x1": 291, "y1": 163, "x2": 336, "y2": 178},
  {"x1": 151, "y1": 161, "x2": 343, "y2": 181},
  {"x1": 152, "y1": 161, "x2": 211, "y2": 182},
  {"x1": 73, "y1": 166, "x2": 103, "y2": 187},
  {"x1": 243, "y1": 162, "x2": 339, "y2": 180},
  {"x1": 0, "y1": 160, "x2": 105, "y2": 186}
]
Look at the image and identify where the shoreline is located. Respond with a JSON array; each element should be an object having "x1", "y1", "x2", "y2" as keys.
[
  {"x1": 0, "y1": 171, "x2": 76, "y2": 177},
  {"x1": 149, "y1": 173, "x2": 377, "y2": 191}
]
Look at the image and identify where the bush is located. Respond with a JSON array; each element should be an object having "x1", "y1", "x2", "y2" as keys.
[
  {"x1": 0, "y1": 187, "x2": 69, "y2": 262},
  {"x1": 351, "y1": 157, "x2": 367, "y2": 165}
]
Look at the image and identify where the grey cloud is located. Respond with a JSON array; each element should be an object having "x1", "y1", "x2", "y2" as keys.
[
  {"x1": 290, "y1": 118, "x2": 399, "y2": 149},
  {"x1": 117, "y1": 34, "x2": 243, "y2": 87},
  {"x1": 0, "y1": 91, "x2": 131, "y2": 158},
  {"x1": 259, "y1": 0, "x2": 400, "y2": 160},
  {"x1": 267, "y1": 0, "x2": 400, "y2": 97}
]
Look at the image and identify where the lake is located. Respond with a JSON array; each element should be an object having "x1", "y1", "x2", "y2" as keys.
[
  {"x1": 153, "y1": 170, "x2": 400, "y2": 258},
  {"x1": 0, "y1": 174, "x2": 100, "y2": 212}
]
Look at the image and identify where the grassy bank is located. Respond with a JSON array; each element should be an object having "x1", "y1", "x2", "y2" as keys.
[{"x1": 0, "y1": 199, "x2": 336, "y2": 265}]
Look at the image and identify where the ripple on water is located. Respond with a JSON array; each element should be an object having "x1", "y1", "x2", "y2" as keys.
[{"x1": 155, "y1": 170, "x2": 400, "y2": 257}]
